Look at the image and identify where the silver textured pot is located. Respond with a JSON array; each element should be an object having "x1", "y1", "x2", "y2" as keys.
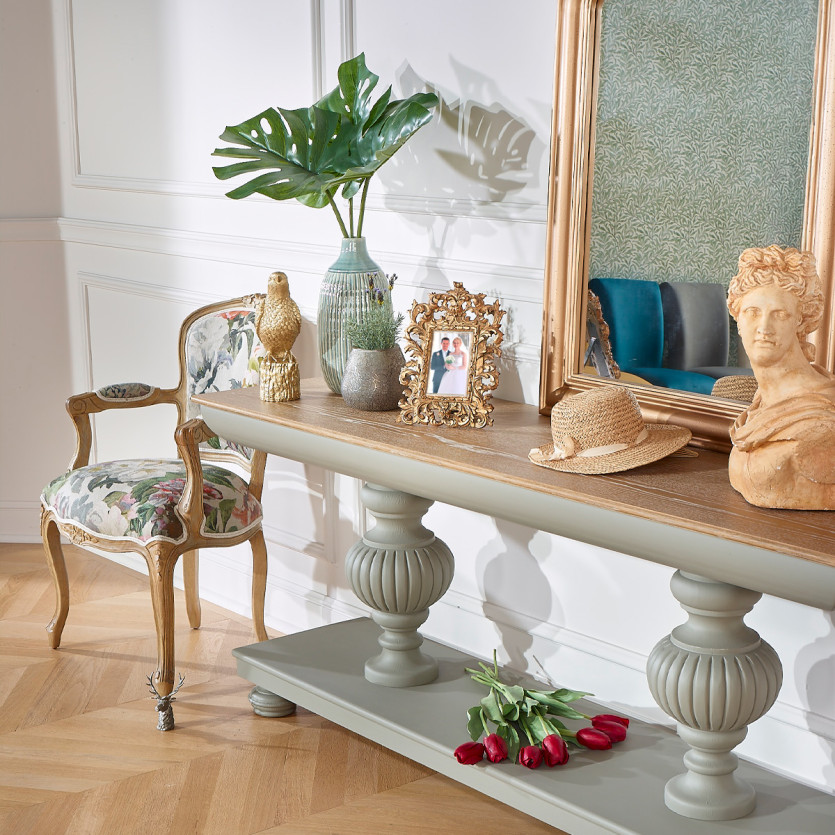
[{"x1": 340, "y1": 346, "x2": 406, "y2": 411}]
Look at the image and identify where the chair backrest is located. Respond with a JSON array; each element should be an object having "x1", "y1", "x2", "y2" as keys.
[
  {"x1": 660, "y1": 282, "x2": 729, "y2": 370},
  {"x1": 588, "y1": 278, "x2": 664, "y2": 371},
  {"x1": 175, "y1": 295, "x2": 265, "y2": 468}
]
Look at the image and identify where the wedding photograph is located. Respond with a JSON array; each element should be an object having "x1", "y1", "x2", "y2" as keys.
[{"x1": 428, "y1": 330, "x2": 472, "y2": 397}]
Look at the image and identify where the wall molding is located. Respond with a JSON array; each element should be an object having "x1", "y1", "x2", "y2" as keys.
[
  {"x1": 58, "y1": 218, "x2": 545, "y2": 302},
  {"x1": 67, "y1": 174, "x2": 548, "y2": 224},
  {"x1": 340, "y1": 0, "x2": 356, "y2": 63},
  {"x1": 0, "y1": 218, "x2": 62, "y2": 242},
  {"x1": 262, "y1": 521, "x2": 326, "y2": 561},
  {"x1": 78, "y1": 270, "x2": 222, "y2": 307},
  {"x1": 75, "y1": 271, "x2": 314, "y2": 337},
  {"x1": 60, "y1": 2, "x2": 546, "y2": 222},
  {"x1": 62, "y1": 0, "x2": 82, "y2": 184},
  {"x1": 310, "y1": 0, "x2": 325, "y2": 99}
]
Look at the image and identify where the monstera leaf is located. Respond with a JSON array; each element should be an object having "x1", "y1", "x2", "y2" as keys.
[
  {"x1": 212, "y1": 54, "x2": 438, "y2": 230},
  {"x1": 212, "y1": 105, "x2": 347, "y2": 206}
]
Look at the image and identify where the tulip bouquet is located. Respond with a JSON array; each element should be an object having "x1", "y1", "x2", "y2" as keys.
[{"x1": 454, "y1": 651, "x2": 629, "y2": 769}]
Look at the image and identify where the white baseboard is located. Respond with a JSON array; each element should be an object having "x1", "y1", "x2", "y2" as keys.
[{"x1": 0, "y1": 502, "x2": 43, "y2": 542}]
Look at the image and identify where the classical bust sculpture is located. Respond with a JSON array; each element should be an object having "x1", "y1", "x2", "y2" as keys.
[{"x1": 727, "y1": 244, "x2": 835, "y2": 509}]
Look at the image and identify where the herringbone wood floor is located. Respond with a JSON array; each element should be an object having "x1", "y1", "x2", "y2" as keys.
[{"x1": 0, "y1": 542, "x2": 563, "y2": 834}]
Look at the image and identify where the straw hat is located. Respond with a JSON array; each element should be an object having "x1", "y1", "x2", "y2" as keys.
[
  {"x1": 529, "y1": 386, "x2": 692, "y2": 474},
  {"x1": 711, "y1": 374, "x2": 758, "y2": 403}
]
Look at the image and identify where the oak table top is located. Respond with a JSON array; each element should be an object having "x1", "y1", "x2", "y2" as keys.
[{"x1": 194, "y1": 381, "x2": 835, "y2": 609}]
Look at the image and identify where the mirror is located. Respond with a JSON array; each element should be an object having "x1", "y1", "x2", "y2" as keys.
[{"x1": 540, "y1": 0, "x2": 835, "y2": 449}]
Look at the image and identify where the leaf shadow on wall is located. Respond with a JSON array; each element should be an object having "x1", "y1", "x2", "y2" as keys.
[
  {"x1": 476, "y1": 521, "x2": 560, "y2": 675},
  {"x1": 793, "y1": 610, "x2": 835, "y2": 791},
  {"x1": 378, "y1": 61, "x2": 544, "y2": 255},
  {"x1": 380, "y1": 63, "x2": 542, "y2": 400}
]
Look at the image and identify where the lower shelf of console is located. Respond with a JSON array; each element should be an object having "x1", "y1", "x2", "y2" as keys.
[{"x1": 232, "y1": 617, "x2": 833, "y2": 835}]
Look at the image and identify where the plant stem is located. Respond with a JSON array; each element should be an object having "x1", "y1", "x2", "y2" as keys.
[
  {"x1": 356, "y1": 177, "x2": 371, "y2": 237},
  {"x1": 327, "y1": 191, "x2": 350, "y2": 238},
  {"x1": 349, "y1": 196, "x2": 355, "y2": 237}
]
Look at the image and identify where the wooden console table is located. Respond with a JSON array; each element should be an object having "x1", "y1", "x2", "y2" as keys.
[{"x1": 195, "y1": 382, "x2": 835, "y2": 833}]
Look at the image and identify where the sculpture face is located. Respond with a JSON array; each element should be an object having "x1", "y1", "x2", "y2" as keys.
[{"x1": 736, "y1": 284, "x2": 802, "y2": 368}]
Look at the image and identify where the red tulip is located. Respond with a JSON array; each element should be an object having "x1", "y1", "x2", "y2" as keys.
[
  {"x1": 454, "y1": 741, "x2": 485, "y2": 764},
  {"x1": 519, "y1": 745, "x2": 544, "y2": 769},
  {"x1": 576, "y1": 727, "x2": 612, "y2": 750},
  {"x1": 483, "y1": 733, "x2": 508, "y2": 763},
  {"x1": 592, "y1": 718, "x2": 627, "y2": 743},
  {"x1": 592, "y1": 713, "x2": 630, "y2": 728},
  {"x1": 542, "y1": 734, "x2": 570, "y2": 766}
]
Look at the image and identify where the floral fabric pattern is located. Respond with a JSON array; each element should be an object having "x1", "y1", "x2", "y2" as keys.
[
  {"x1": 184, "y1": 308, "x2": 265, "y2": 459},
  {"x1": 41, "y1": 459, "x2": 261, "y2": 543},
  {"x1": 97, "y1": 382, "x2": 154, "y2": 400}
]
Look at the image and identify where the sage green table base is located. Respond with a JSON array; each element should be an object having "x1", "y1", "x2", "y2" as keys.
[
  {"x1": 345, "y1": 483, "x2": 454, "y2": 687},
  {"x1": 197, "y1": 387, "x2": 835, "y2": 825},
  {"x1": 247, "y1": 685, "x2": 296, "y2": 718},
  {"x1": 647, "y1": 571, "x2": 782, "y2": 820},
  {"x1": 233, "y1": 618, "x2": 835, "y2": 835}
]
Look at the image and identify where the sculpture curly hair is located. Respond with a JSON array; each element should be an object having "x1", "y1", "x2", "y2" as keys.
[{"x1": 727, "y1": 244, "x2": 823, "y2": 362}]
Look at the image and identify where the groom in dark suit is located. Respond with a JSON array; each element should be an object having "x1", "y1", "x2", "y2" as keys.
[{"x1": 430, "y1": 336, "x2": 451, "y2": 393}]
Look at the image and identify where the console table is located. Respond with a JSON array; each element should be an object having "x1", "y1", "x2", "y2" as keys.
[{"x1": 195, "y1": 382, "x2": 835, "y2": 834}]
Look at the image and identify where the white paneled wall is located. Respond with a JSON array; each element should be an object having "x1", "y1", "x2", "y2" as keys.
[{"x1": 1, "y1": 0, "x2": 833, "y2": 796}]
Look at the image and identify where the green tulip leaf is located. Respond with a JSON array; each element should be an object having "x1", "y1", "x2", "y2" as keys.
[
  {"x1": 497, "y1": 723, "x2": 520, "y2": 764},
  {"x1": 545, "y1": 702, "x2": 587, "y2": 721},
  {"x1": 480, "y1": 692, "x2": 505, "y2": 724},
  {"x1": 467, "y1": 706, "x2": 486, "y2": 742},
  {"x1": 528, "y1": 691, "x2": 588, "y2": 719},
  {"x1": 504, "y1": 684, "x2": 526, "y2": 704},
  {"x1": 550, "y1": 688, "x2": 592, "y2": 703}
]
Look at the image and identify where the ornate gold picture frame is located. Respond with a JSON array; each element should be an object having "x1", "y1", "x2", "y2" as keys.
[{"x1": 399, "y1": 282, "x2": 505, "y2": 427}]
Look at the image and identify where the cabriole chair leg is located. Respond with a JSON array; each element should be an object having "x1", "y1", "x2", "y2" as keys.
[{"x1": 41, "y1": 511, "x2": 69, "y2": 650}]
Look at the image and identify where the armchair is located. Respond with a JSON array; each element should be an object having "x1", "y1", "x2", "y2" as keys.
[{"x1": 39, "y1": 295, "x2": 269, "y2": 729}]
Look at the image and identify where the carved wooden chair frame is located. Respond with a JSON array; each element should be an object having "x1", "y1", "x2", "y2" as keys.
[{"x1": 40, "y1": 294, "x2": 268, "y2": 723}]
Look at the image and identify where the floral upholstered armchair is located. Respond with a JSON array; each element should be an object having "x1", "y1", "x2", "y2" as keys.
[{"x1": 40, "y1": 295, "x2": 268, "y2": 730}]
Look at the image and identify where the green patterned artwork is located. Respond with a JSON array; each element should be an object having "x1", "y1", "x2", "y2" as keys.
[{"x1": 588, "y1": 0, "x2": 818, "y2": 286}]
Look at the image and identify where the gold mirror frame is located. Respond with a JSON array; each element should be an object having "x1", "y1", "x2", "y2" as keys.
[{"x1": 539, "y1": 0, "x2": 835, "y2": 450}]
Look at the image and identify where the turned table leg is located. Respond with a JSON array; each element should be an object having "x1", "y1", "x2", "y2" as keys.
[
  {"x1": 248, "y1": 685, "x2": 296, "y2": 717},
  {"x1": 345, "y1": 483, "x2": 454, "y2": 687},
  {"x1": 646, "y1": 570, "x2": 782, "y2": 820}
]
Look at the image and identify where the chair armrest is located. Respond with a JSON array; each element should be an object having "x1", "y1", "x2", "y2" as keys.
[
  {"x1": 174, "y1": 417, "x2": 217, "y2": 536},
  {"x1": 66, "y1": 384, "x2": 179, "y2": 470}
]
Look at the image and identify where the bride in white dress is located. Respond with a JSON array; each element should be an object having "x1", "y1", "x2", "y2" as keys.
[{"x1": 437, "y1": 336, "x2": 469, "y2": 396}]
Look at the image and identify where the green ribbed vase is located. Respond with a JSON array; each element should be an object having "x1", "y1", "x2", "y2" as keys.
[{"x1": 317, "y1": 238, "x2": 388, "y2": 394}]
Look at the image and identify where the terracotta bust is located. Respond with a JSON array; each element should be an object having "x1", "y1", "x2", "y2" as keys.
[{"x1": 727, "y1": 245, "x2": 835, "y2": 509}]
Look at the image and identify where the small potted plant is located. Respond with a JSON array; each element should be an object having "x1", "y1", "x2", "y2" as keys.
[{"x1": 341, "y1": 276, "x2": 405, "y2": 411}]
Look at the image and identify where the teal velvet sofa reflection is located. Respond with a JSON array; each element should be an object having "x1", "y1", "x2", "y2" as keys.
[{"x1": 589, "y1": 278, "x2": 753, "y2": 395}]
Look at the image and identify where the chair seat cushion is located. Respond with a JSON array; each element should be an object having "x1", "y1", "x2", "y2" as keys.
[{"x1": 41, "y1": 459, "x2": 261, "y2": 543}]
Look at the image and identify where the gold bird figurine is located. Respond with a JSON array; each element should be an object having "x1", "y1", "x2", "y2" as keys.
[
  {"x1": 255, "y1": 271, "x2": 302, "y2": 401},
  {"x1": 256, "y1": 272, "x2": 301, "y2": 360}
]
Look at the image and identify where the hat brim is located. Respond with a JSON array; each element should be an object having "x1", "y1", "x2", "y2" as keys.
[{"x1": 528, "y1": 424, "x2": 692, "y2": 475}]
